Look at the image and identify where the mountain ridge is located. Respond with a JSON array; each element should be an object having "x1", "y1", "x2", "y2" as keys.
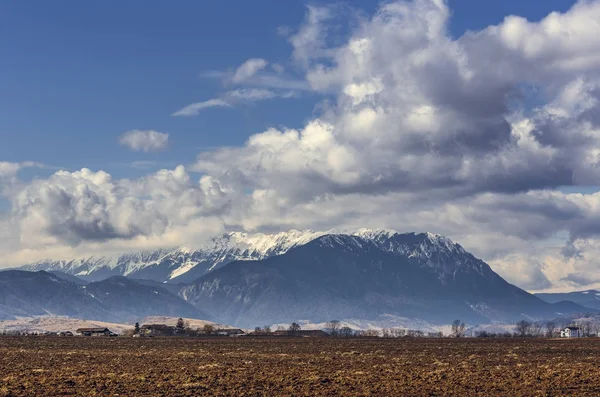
[{"x1": 19, "y1": 229, "x2": 451, "y2": 283}]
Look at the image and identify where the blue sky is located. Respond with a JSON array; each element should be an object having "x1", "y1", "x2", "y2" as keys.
[{"x1": 0, "y1": 0, "x2": 576, "y2": 179}]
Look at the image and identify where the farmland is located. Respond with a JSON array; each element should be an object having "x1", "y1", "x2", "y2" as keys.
[{"x1": 1, "y1": 337, "x2": 600, "y2": 396}]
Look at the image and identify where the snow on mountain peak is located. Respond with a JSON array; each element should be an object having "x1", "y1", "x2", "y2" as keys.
[
  {"x1": 20, "y1": 228, "x2": 475, "y2": 283},
  {"x1": 352, "y1": 228, "x2": 399, "y2": 240},
  {"x1": 423, "y1": 232, "x2": 464, "y2": 252},
  {"x1": 214, "y1": 229, "x2": 324, "y2": 253}
]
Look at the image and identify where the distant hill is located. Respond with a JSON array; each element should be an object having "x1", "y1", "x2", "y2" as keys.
[
  {"x1": 535, "y1": 290, "x2": 600, "y2": 311},
  {"x1": 48, "y1": 271, "x2": 89, "y2": 285},
  {"x1": 0, "y1": 317, "x2": 131, "y2": 334},
  {"x1": 0, "y1": 270, "x2": 206, "y2": 323}
]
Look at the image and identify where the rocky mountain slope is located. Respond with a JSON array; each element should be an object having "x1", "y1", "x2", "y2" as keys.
[{"x1": 0, "y1": 270, "x2": 204, "y2": 323}]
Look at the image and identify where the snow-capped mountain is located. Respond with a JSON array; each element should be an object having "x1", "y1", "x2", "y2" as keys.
[
  {"x1": 21, "y1": 229, "x2": 434, "y2": 283},
  {"x1": 180, "y1": 232, "x2": 593, "y2": 327},
  {"x1": 20, "y1": 230, "x2": 327, "y2": 282},
  {"x1": 10, "y1": 230, "x2": 596, "y2": 327}
]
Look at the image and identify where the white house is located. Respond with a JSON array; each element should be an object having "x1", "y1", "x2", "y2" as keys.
[{"x1": 560, "y1": 326, "x2": 581, "y2": 338}]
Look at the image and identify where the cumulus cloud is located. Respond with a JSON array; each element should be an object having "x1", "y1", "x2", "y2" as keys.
[
  {"x1": 11, "y1": 166, "x2": 230, "y2": 248},
  {"x1": 119, "y1": 130, "x2": 169, "y2": 152},
  {"x1": 6, "y1": 0, "x2": 600, "y2": 292},
  {"x1": 192, "y1": 1, "x2": 600, "y2": 200}
]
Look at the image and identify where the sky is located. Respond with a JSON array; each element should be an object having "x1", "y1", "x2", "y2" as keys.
[{"x1": 3, "y1": 0, "x2": 600, "y2": 293}]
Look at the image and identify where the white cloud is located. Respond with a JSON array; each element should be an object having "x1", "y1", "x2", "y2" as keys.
[
  {"x1": 271, "y1": 63, "x2": 285, "y2": 74},
  {"x1": 0, "y1": 161, "x2": 45, "y2": 197},
  {"x1": 232, "y1": 58, "x2": 269, "y2": 83},
  {"x1": 173, "y1": 89, "x2": 296, "y2": 117},
  {"x1": 0, "y1": 161, "x2": 43, "y2": 178},
  {"x1": 226, "y1": 88, "x2": 278, "y2": 101},
  {"x1": 10, "y1": 166, "x2": 230, "y2": 248},
  {"x1": 290, "y1": 5, "x2": 336, "y2": 65},
  {"x1": 0, "y1": 162, "x2": 23, "y2": 178},
  {"x1": 172, "y1": 99, "x2": 231, "y2": 117},
  {"x1": 119, "y1": 130, "x2": 169, "y2": 152}
]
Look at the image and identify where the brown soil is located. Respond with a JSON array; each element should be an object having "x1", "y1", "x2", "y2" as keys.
[{"x1": 1, "y1": 336, "x2": 600, "y2": 396}]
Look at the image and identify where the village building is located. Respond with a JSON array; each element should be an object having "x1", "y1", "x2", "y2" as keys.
[
  {"x1": 215, "y1": 328, "x2": 246, "y2": 336},
  {"x1": 560, "y1": 326, "x2": 581, "y2": 338},
  {"x1": 76, "y1": 328, "x2": 116, "y2": 337}
]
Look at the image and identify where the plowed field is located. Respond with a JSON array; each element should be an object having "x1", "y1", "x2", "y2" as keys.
[{"x1": 1, "y1": 336, "x2": 600, "y2": 396}]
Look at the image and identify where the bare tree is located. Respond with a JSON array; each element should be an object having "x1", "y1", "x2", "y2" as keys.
[
  {"x1": 580, "y1": 320, "x2": 593, "y2": 337},
  {"x1": 203, "y1": 324, "x2": 215, "y2": 336},
  {"x1": 340, "y1": 327, "x2": 354, "y2": 337},
  {"x1": 326, "y1": 320, "x2": 341, "y2": 337},
  {"x1": 263, "y1": 325, "x2": 272, "y2": 334},
  {"x1": 515, "y1": 320, "x2": 532, "y2": 337},
  {"x1": 288, "y1": 322, "x2": 301, "y2": 335},
  {"x1": 364, "y1": 329, "x2": 380, "y2": 337},
  {"x1": 391, "y1": 328, "x2": 406, "y2": 338},
  {"x1": 254, "y1": 326, "x2": 262, "y2": 335},
  {"x1": 176, "y1": 318, "x2": 185, "y2": 331},
  {"x1": 545, "y1": 321, "x2": 557, "y2": 338},
  {"x1": 591, "y1": 321, "x2": 600, "y2": 337},
  {"x1": 451, "y1": 320, "x2": 466, "y2": 338},
  {"x1": 531, "y1": 322, "x2": 543, "y2": 337}
]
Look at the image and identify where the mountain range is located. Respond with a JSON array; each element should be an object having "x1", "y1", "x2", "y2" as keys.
[
  {"x1": 5, "y1": 229, "x2": 596, "y2": 327},
  {"x1": 20, "y1": 230, "x2": 326, "y2": 283}
]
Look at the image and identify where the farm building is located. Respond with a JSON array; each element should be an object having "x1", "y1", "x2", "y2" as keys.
[
  {"x1": 560, "y1": 326, "x2": 581, "y2": 338},
  {"x1": 76, "y1": 328, "x2": 116, "y2": 337},
  {"x1": 140, "y1": 324, "x2": 176, "y2": 336},
  {"x1": 215, "y1": 328, "x2": 245, "y2": 336}
]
